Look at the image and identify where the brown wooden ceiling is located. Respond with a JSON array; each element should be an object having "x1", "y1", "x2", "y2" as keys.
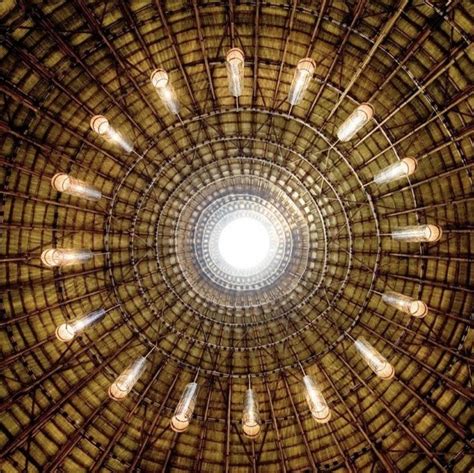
[{"x1": 0, "y1": 1, "x2": 472, "y2": 472}]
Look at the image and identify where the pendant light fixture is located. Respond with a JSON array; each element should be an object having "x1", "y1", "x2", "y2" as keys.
[
  {"x1": 55, "y1": 309, "x2": 106, "y2": 342},
  {"x1": 242, "y1": 381, "x2": 261, "y2": 438},
  {"x1": 151, "y1": 68, "x2": 180, "y2": 115},
  {"x1": 108, "y1": 356, "x2": 148, "y2": 401},
  {"x1": 226, "y1": 48, "x2": 245, "y2": 97},
  {"x1": 302, "y1": 374, "x2": 331, "y2": 423},
  {"x1": 170, "y1": 381, "x2": 199, "y2": 433},
  {"x1": 90, "y1": 115, "x2": 133, "y2": 153},
  {"x1": 382, "y1": 291, "x2": 428, "y2": 318},
  {"x1": 40, "y1": 248, "x2": 93, "y2": 268},
  {"x1": 373, "y1": 157, "x2": 417, "y2": 185},
  {"x1": 337, "y1": 103, "x2": 374, "y2": 142},
  {"x1": 288, "y1": 58, "x2": 316, "y2": 106},
  {"x1": 391, "y1": 224, "x2": 443, "y2": 242},
  {"x1": 354, "y1": 337, "x2": 394, "y2": 380},
  {"x1": 51, "y1": 173, "x2": 102, "y2": 201}
]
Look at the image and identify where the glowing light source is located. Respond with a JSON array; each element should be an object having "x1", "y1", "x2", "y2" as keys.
[
  {"x1": 55, "y1": 309, "x2": 106, "y2": 342},
  {"x1": 288, "y1": 58, "x2": 316, "y2": 106},
  {"x1": 382, "y1": 291, "x2": 428, "y2": 318},
  {"x1": 218, "y1": 216, "x2": 270, "y2": 271},
  {"x1": 354, "y1": 337, "x2": 394, "y2": 380},
  {"x1": 40, "y1": 248, "x2": 93, "y2": 268},
  {"x1": 336, "y1": 103, "x2": 374, "y2": 142},
  {"x1": 391, "y1": 225, "x2": 442, "y2": 242},
  {"x1": 90, "y1": 115, "x2": 133, "y2": 153},
  {"x1": 226, "y1": 48, "x2": 245, "y2": 97},
  {"x1": 242, "y1": 387, "x2": 261, "y2": 438},
  {"x1": 108, "y1": 356, "x2": 148, "y2": 401},
  {"x1": 302, "y1": 375, "x2": 331, "y2": 423},
  {"x1": 373, "y1": 158, "x2": 417, "y2": 185},
  {"x1": 170, "y1": 382, "x2": 199, "y2": 432},
  {"x1": 151, "y1": 69, "x2": 180, "y2": 114},
  {"x1": 51, "y1": 173, "x2": 101, "y2": 201}
]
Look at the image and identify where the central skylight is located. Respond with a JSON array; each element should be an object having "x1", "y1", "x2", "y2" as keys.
[
  {"x1": 173, "y1": 172, "x2": 309, "y2": 307},
  {"x1": 218, "y1": 216, "x2": 270, "y2": 271}
]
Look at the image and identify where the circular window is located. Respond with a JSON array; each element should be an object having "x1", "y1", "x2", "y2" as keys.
[{"x1": 218, "y1": 215, "x2": 270, "y2": 271}]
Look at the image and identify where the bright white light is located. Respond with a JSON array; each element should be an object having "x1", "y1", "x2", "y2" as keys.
[{"x1": 218, "y1": 217, "x2": 270, "y2": 270}]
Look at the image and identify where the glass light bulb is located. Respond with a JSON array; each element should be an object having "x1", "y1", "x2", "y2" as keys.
[
  {"x1": 170, "y1": 382, "x2": 199, "y2": 432},
  {"x1": 90, "y1": 115, "x2": 110, "y2": 135},
  {"x1": 40, "y1": 248, "x2": 93, "y2": 268},
  {"x1": 303, "y1": 375, "x2": 331, "y2": 423},
  {"x1": 151, "y1": 69, "x2": 180, "y2": 114},
  {"x1": 355, "y1": 337, "x2": 394, "y2": 380},
  {"x1": 288, "y1": 58, "x2": 315, "y2": 106},
  {"x1": 337, "y1": 103, "x2": 374, "y2": 141},
  {"x1": 51, "y1": 173, "x2": 101, "y2": 201},
  {"x1": 226, "y1": 48, "x2": 245, "y2": 97},
  {"x1": 108, "y1": 356, "x2": 148, "y2": 401},
  {"x1": 90, "y1": 115, "x2": 133, "y2": 153},
  {"x1": 242, "y1": 388, "x2": 261, "y2": 438},
  {"x1": 55, "y1": 308, "x2": 106, "y2": 342},
  {"x1": 55, "y1": 323, "x2": 76, "y2": 342},
  {"x1": 373, "y1": 158, "x2": 417, "y2": 185},
  {"x1": 391, "y1": 225, "x2": 442, "y2": 242},
  {"x1": 382, "y1": 291, "x2": 428, "y2": 318}
]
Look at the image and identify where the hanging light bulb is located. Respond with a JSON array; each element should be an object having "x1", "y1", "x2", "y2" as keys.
[
  {"x1": 373, "y1": 158, "x2": 418, "y2": 185},
  {"x1": 108, "y1": 356, "x2": 148, "y2": 401},
  {"x1": 40, "y1": 248, "x2": 93, "y2": 268},
  {"x1": 170, "y1": 382, "x2": 199, "y2": 433},
  {"x1": 51, "y1": 173, "x2": 102, "y2": 201},
  {"x1": 226, "y1": 48, "x2": 245, "y2": 97},
  {"x1": 56, "y1": 309, "x2": 106, "y2": 342},
  {"x1": 354, "y1": 337, "x2": 394, "y2": 380},
  {"x1": 151, "y1": 69, "x2": 180, "y2": 115},
  {"x1": 302, "y1": 375, "x2": 331, "y2": 423},
  {"x1": 288, "y1": 58, "x2": 316, "y2": 106},
  {"x1": 90, "y1": 115, "x2": 133, "y2": 153},
  {"x1": 382, "y1": 291, "x2": 428, "y2": 318},
  {"x1": 391, "y1": 224, "x2": 443, "y2": 242},
  {"x1": 336, "y1": 103, "x2": 374, "y2": 142},
  {"x1": 242, "y1": 387, "x2": 261, "y2": 438}
]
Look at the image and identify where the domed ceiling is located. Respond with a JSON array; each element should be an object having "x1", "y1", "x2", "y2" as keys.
[{"x1": 0, "y1": 1, "x2": 472, "y2": 472}]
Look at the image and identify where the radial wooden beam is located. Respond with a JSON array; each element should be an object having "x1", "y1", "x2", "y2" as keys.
[
  {"x1": 326, "y1": 0, "x2": 410, "y2": 121},
  {"x1": 0, "y1": 336, "x2": 135, "y2": 459}
]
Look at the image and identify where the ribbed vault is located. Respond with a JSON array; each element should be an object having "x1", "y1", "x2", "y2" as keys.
[{"x1": 0, "y1": 1, "x2": 472, "y2": 472}]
